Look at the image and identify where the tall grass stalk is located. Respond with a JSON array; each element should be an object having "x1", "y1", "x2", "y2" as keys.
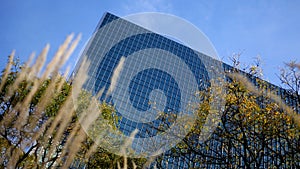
[{"x1": 229, "y1": 73, "x2": 300, "y2": 126}]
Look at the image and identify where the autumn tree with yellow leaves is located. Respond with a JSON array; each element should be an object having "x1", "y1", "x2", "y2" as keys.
[{"x1": 154, "y1": 59, "x2": 300, "y2": 168}]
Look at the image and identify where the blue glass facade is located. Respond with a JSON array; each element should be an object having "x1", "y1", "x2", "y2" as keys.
[{"x1": 74, "y1": 12, "x2": 222, "y2": 140}]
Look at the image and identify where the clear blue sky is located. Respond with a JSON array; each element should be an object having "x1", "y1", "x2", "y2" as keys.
[{"x1": 0, "y1": 0, "x2": 299, "y2": 86}]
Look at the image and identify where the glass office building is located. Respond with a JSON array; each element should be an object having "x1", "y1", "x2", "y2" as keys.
[
  {"x1": 73, "y1": 12, "x2": 299, "y2": 168},
  {"x1": 73, "y1": 12, "x2": 223, "y2": 139}
]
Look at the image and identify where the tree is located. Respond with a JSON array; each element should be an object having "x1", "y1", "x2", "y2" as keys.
[
  {"x1": 279, "y1": 61, "x2": 300, "y2": 113},
  {"x1": 153, "y1": 58, "x2": 300, "y2": 168}
]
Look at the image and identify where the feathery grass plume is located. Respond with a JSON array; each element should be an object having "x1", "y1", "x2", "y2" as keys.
[
  {"x1": 55, "y1": 59, "x2": 90, "y2": 157},
  {"x1": 0, "y1": 52, "x2": 16, "y2": 126},
  {"x1": 79, "y1": 57, "x2": 131, "y2": 163},
  {"x1": 54, "y1": 58, "x2": 91, "y2": 167},
  {"x1": 40, "y1": 36, "x2": 81, "y2": 167},
  {"x1": 72, "y1": 70, "x2": 136, "y2": 168},
  {"x1": 117, "y1": 161, "x2": 121, "y2": 169},
  {"x1": 229, "y1": 72, "x2": 300, "y2": 127},
  {"x1": 0, "y1": 51, "x2": 14, "y2": 92},
  {"x1": 53, "y1": 120, "x2": 81, "y2": 167},
  {"x1": 71, "y1": 57, "x2": 89, "y2": 100},
  {"x1": 78, "y1": 97, "x2": 102, "y2": 129},
  {"x1": 10, "y1": 43, "x2": 53, "y2": 129},
  {"x1": 60, "y1": 34, "x2": 81, "y2": 67},
  {"x1": 7, "y1": 46, "x2": 46, "y2": 97},
  {"x1": 13, "y1": 78, "x2": 40, "y2": 129},
  {"x1": 28, "y1": 45, "x2": 48, "y2": 80},
  {"x1": 106, "y1": 56, "x2": 125, "y2": 97},
  {"x1": 45, "y1": 95, "x2": 75, "y2": 161},
  {"x1": 96, "y1": 87, "x2": 104, "y2": 100},
  {"x1": 27, "y1": 68, "x2": 70, "y2": 133},
  {"x1": 84, "y1": 134, "x2": 102, "y2": 159},
  {"x1": 1, "y1": 34, "x2": 82, "y2": 168},
  {"x1": 41, "y1": 34, "x2": 73, "y2": 80},
  {"x1": 82, "y1": 88, "x2": 104, "y2": 159},
  {"x1": 61, "y1": 128, "x2": 87, "y2": 169},
  {"x1": 13, "y1": 34, "x2": 80, "y2": 131},
  {"x1": 11, "y1": 44, "x2": 47, "y2": 95},
  {"x1": 45, "y1": 61, "x2": 88, "y2": 163},
  {"x1": 47, "y1": 58, "x2": 89, "y2": 144},
  {"x1": 6, "y1": 146, "x2": 23, "y2": 167},
  {"x1": 31, "y1": 115, "x2": 52, "y2": 144},
  {"x1": 43, "y1": 72, "x2": 80, "y2": 143},
  {"x1": 121, "y1": 129, "x2": 138, "y2": 169},
  {"x1": 132, "y1": 160, "x2": 137, "y2": 169},
  {"x1": 60, "y1": 94, "x2": 103, "y2": 168}
]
